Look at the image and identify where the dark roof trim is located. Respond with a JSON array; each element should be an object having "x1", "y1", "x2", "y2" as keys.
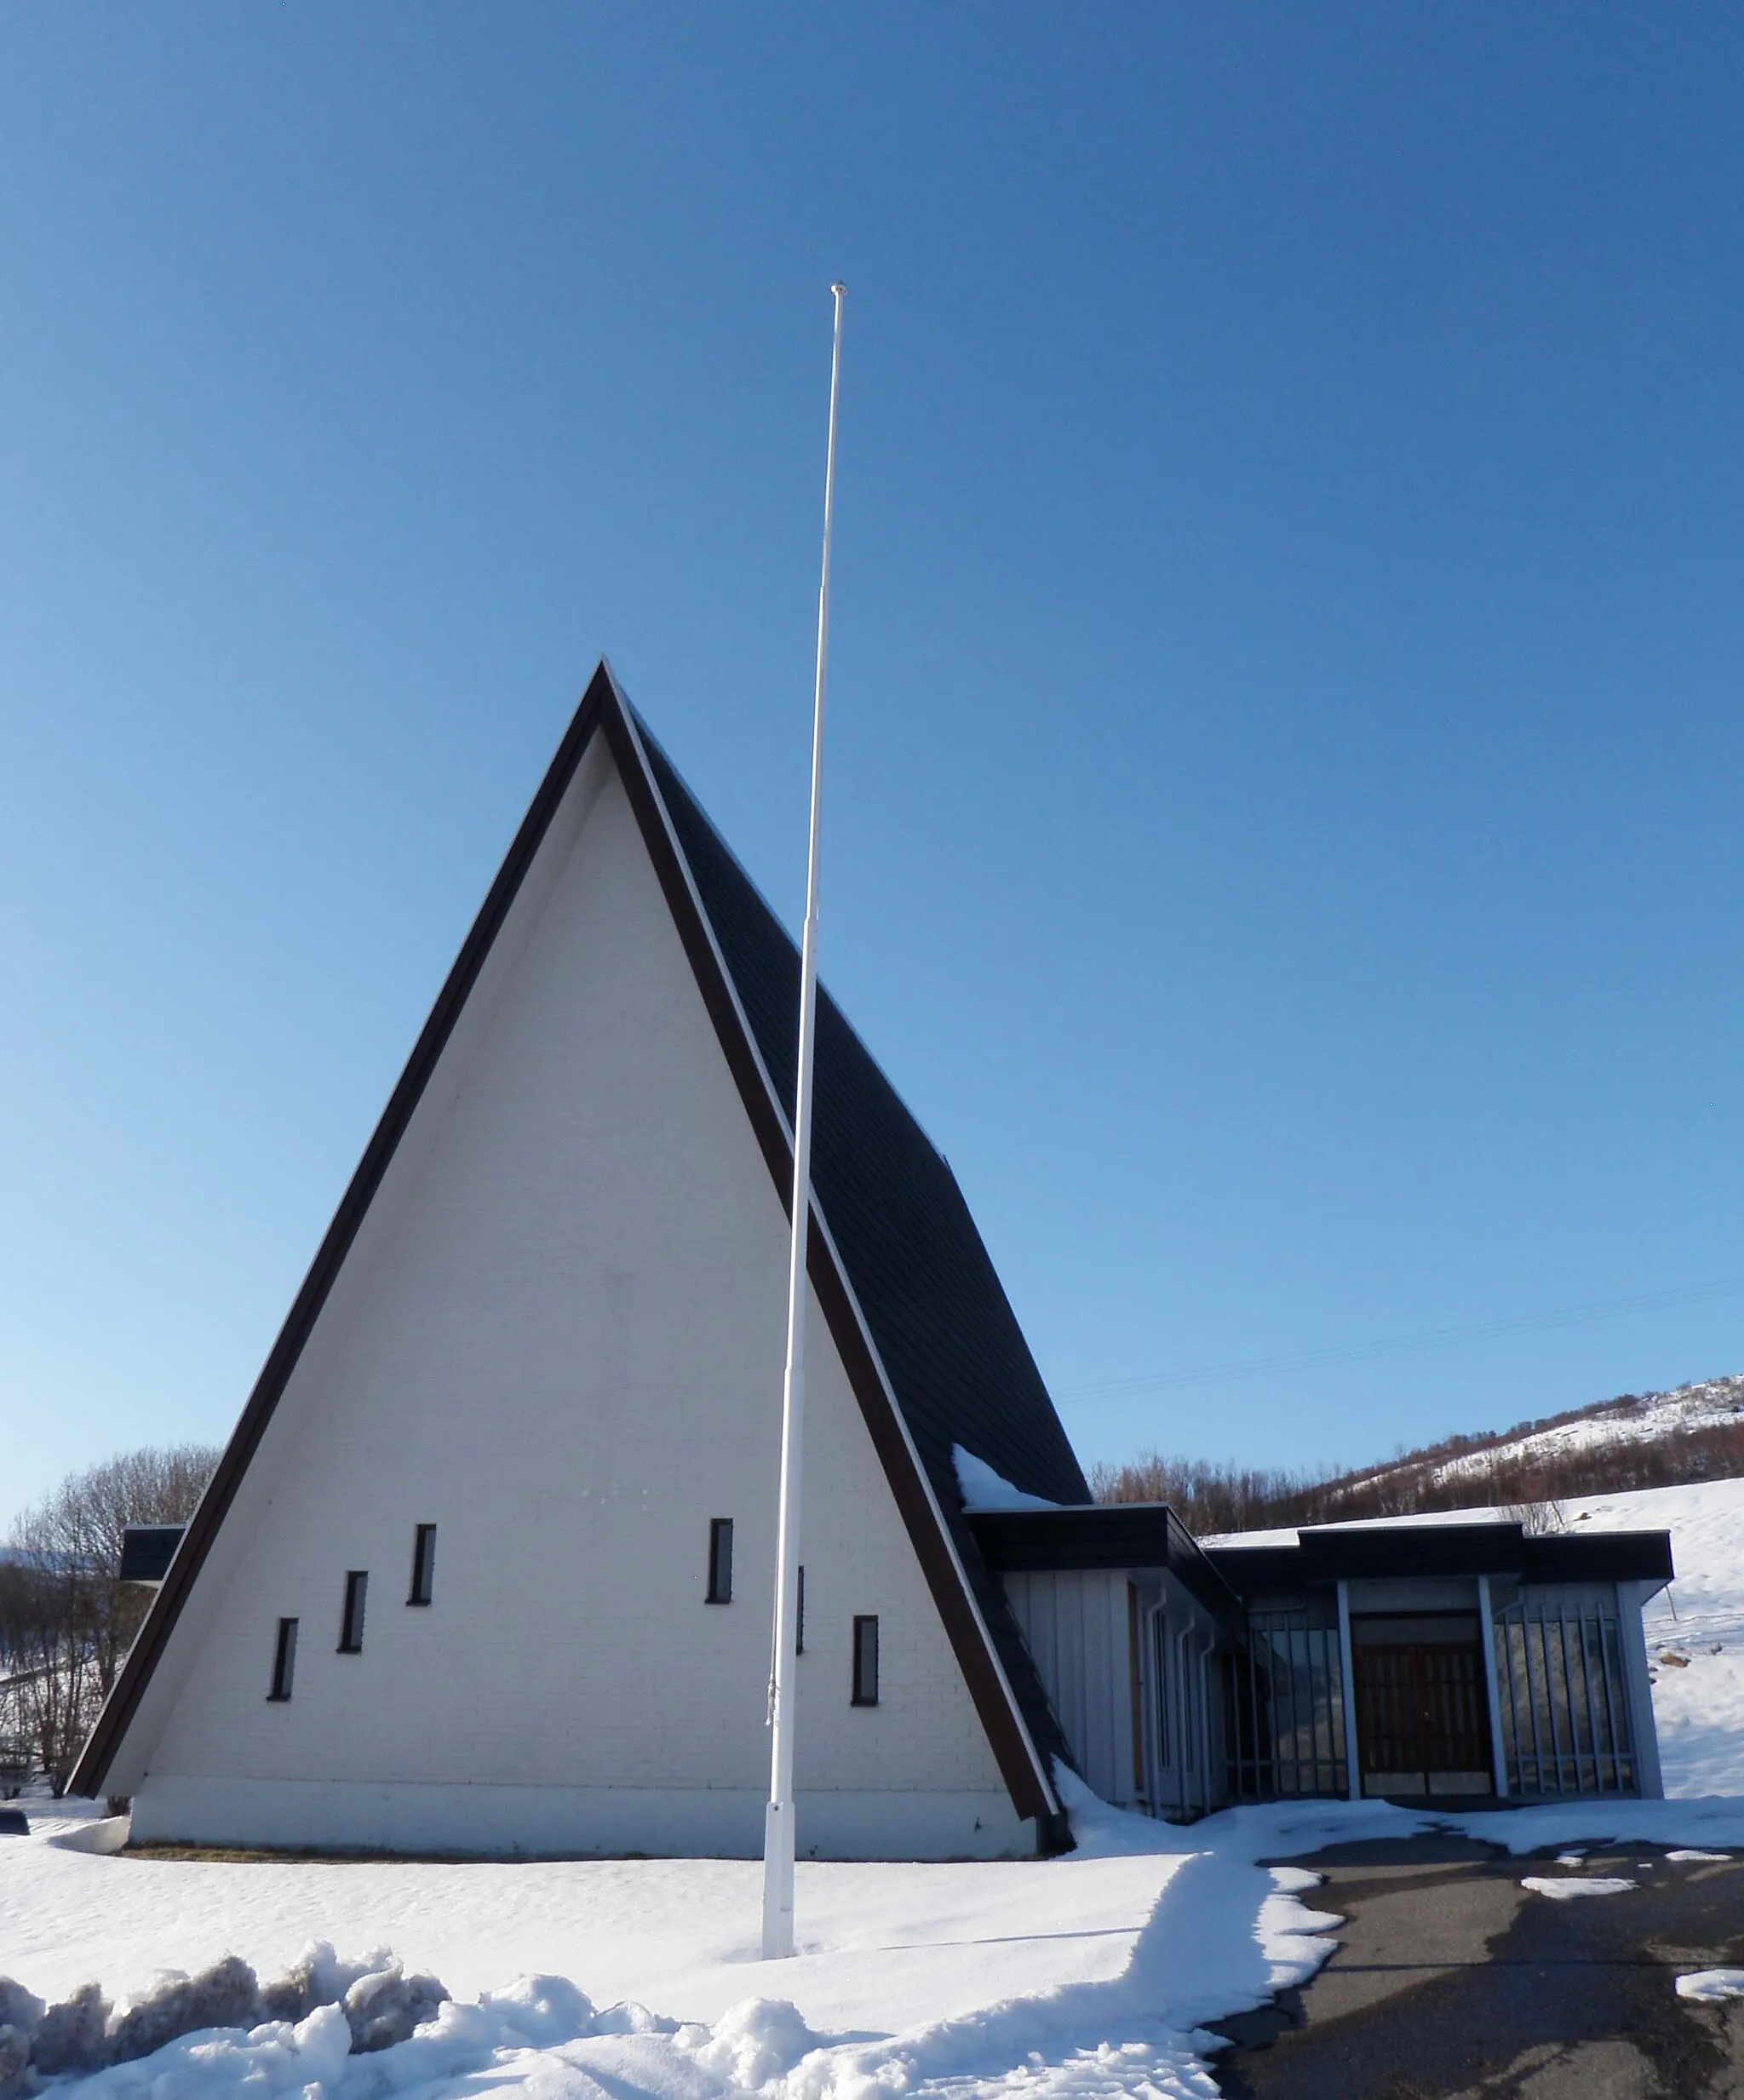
[
  {"x1": 1206, "y1": 1521, "x2": 1675, "y2": 1594},
  {"x1": 967, "y1": 1506, "x2": 1246, "y2": 1639},
  {"x1": 610, "y1": 697, "x2": 1058, "y2": 1823},
  {"x1": 76, "y1": 666, "x2": 1058, "y2": 1828},
  {"x1": 71, "y1": 671, "x2": 613, "y2": 1796}
]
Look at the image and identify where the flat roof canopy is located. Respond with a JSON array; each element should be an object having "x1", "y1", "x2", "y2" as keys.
[
  {"x1": 965, "y1": 1507, "x2": 1672, "y2": 1631},
  {"x1": 1204, "y1": 1519, "x2": 1674, "y2": 1595}
]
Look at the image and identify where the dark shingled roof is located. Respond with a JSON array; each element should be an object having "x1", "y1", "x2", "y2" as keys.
[{"x1": 636, "y1": 714, "x2": 1089, "y2": 1780}]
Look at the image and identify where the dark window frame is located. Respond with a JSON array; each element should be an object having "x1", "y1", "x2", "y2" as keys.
[
  {"x1": 408, "y1": 1523, "x2": 437, "y2": 1606},
  {"x1": 707, "y1": 1518, "x2": 734, "y2": 1604},
  {"x1": 796, "y1": 1564, "x2": 806, "y2": 1655},
  {"x1": 267, "y1": 1617, "x2": 298, "y2": 1701},
  {"x1": 852, "y1": 1614, "x2": 880, "y2": 1706},
  {"x1": 338, "y1": 1570, "x2": 368, "y2": 1654}
]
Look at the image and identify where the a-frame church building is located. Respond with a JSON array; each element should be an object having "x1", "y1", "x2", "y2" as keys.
[
  {"x1": 74, "y1": 666, "x2": 1675, "y2": 1856},
  {"x1": 73, "y1": 665, "x2": 1105, "y2": 1858}
]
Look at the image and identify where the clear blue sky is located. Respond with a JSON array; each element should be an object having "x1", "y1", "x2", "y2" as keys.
[{"x1": 3, "y1": 5, "x2": 1741, "y2": 1531}]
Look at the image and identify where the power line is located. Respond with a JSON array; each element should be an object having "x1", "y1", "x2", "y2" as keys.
[{"x1": 1060, "y1": 1277, "x2": 1744, "y2": 1403}]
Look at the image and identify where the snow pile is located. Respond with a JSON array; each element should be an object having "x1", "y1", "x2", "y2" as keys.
[
  {"x1": 1677, "y1": 1970, "x2": 1744, "y2": 2003},
  {"x1": 0, "y1": 1970, "x2": 835, "y2": 2100},
  {"x1": 950, "y1": 1449, "x2": 1062, "y2": 1512},
  {"x1": 0, "y1": 1946, "x2": 463, "y2": 2095}
]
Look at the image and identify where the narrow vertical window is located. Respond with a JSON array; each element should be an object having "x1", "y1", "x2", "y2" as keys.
[
  {"x1": 707, "y1": 1518, "x2": 734, "y2": 1604},
  {"x1": 338, "y1": 1571, "x2": 368, "y2": 1654},
  {"x1": 408, "y1": 1523, "x2": 437, "y2": 1606},
  {"x1": 852, "y1": 1615, "x2": 880, "y2": 1706},
  {"x1": 796, "y1": 1565, "x2": 806, "y2": 1655},
  {"x1": 268, "y1": 1617, "x2": 298, "y2": 1701}
]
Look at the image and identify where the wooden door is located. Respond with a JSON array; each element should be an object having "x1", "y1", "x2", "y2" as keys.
[{"x1": 1355, "y1": 1643, "x2": 1491, "y2": 1793}]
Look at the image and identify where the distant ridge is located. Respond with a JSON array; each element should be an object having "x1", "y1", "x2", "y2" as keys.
[{"x1": 1093, "y1": 1372, "x2": 1744, "y2": 1535}]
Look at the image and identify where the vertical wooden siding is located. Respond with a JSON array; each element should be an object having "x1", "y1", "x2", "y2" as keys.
[{"x1": 1001, "y1": 1570, "x2": 1136, "y2": 1804}]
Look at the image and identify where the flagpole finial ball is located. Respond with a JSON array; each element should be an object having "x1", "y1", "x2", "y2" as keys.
[{"x1": 831, "y1": 283, "x2": 846, "y2": 296}]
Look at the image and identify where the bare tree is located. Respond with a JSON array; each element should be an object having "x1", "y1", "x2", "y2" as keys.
[
  {"x1": 1504, "y1": 1498, "x2": 1569, "y2": 1536},
  {"x1": 1, "y1": 1444, "x2": 220, "y2": 1793}
]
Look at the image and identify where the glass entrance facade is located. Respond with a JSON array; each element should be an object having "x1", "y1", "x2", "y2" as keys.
[
  {"x1": 1225, "y1": 1598, "x2": 1349, "y2": 1799},
  {"x1": 1492, "y1": 1589, "x2": 1636, "y2": 1796}
]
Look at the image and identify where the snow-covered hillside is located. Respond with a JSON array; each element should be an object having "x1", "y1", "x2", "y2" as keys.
[
  {"x1": 1426, "y1": 1374, "x2": 1744, "y2": 1491},
  {"x1": 1575, "y1": 1474, "x2": 1744, "y2": 1797}
]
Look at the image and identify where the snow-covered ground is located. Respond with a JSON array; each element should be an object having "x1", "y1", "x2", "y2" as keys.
[
  {"x1": 0, "y1": 1782, "x2": 1368, "y2": 2100},
  {"x1": 3, "y1": 1477, "x2": 1741, "y2": 2100},
  {"x1": 9, "y1": 1785, "x2": 1744, "y2": 2100}
]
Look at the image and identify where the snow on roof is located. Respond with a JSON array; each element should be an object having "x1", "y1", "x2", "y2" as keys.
[
  {"x1": 1203, "y1": 1505, "x2": 1512, "y2": 1550},
  {"x1": 953, "y1": 1447, "x2": 1063, "y2": 1512}
]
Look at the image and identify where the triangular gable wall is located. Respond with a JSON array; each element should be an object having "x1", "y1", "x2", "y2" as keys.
[{"x1": 75, "y1": 666, "x2": 1066, "y2": 1834}]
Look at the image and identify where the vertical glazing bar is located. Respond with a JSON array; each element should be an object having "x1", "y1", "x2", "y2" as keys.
[
  {"x1": 1235, "y1": 1622, "x2": 1248, "y2": 1798},
  {"x1": 1197, "y1": 1638, "x2": 1213, "y2": 1811},
  {"x1": 1546, "y1": 1621, "x2": 1571, "y2": 1789},
  {"x1": 1599, "y1": 1616, "x2": 1624, "y2": 1793},
  {"x1": 1576, "y1": 1616, "x2": 1600, "y2": 1793},
  {"x1": 1276, "y1": 1628, "x2": 1288, "y2": 1793},
  {"x1": 1500, "y1": 1615, "x2": 1523, "y2": 1793},
  {"x1": 1310, "y1": 1628, "x2": 1325, "y2": 1793},
  {"x1": 1242, "y1": 1625, "x2": 1257, "y2": 1800},
  {"x1": 1523, "y1": 1616, "x2": 1546, "y2": 1794},
  {"x1": 1591, "y1": 1616, "x2": 1615, "y2": 1792},
  {"x1": 1476, "y1": 1575, "x2": 1509, "y2": 1799},
  {"x1": 1546, "y1": 1615, "x2": 1570, "y2": 1793},
  {"x1": 1336, "y1": 1581, "x2": 1360, "y2": 1802},
  {"x1": 1564, "y1": 1615, "x2": 1586, "y2": 1792}
]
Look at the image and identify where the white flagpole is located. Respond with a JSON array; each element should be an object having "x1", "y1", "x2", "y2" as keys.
[{"x1": 762, "y1": 280, "x2": 846, "y2": 1963}]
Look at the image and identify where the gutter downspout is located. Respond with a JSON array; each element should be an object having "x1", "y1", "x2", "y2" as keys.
[{"x1": 1196, "y1": 1628, "x2": 1214, "y2": 1813}]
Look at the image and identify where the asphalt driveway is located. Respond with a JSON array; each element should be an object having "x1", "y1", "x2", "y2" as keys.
[{"x1": 1213, "y1": 1833, "x2": 1744, "y2": 2099}]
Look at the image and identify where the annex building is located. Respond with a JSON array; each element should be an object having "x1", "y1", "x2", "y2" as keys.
[{"x1": 77, "y1": 666, "x2": 1673, "y2": 1856}]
